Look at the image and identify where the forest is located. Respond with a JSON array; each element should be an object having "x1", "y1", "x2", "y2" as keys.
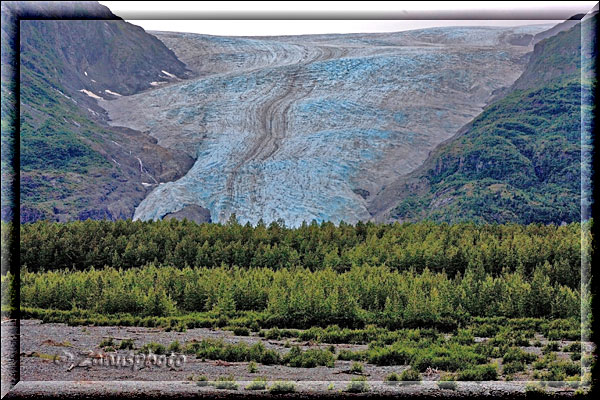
[{"x1": 2, "y1": 219, "x2": 589, "y2": 331}]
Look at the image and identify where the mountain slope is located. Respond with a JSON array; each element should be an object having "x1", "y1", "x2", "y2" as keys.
[
  {"x1": 371, "y1": 16, "x2": 595, "y2": 224},
  {"x1": 1, "y1": 1, "x2": 196, "y2": 222}
]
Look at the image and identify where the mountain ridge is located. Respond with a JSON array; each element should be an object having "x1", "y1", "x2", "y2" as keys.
[{"x1": 1, "y1": 1, "x2": 197, "y2": 222}]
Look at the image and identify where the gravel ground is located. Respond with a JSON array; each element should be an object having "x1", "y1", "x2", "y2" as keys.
[
  {"x1": 1, "y1": 319, "x2": 590, "y2": 398},
  {"x1": 1, "y1": 319, "x2": 19, "y2": 398}
]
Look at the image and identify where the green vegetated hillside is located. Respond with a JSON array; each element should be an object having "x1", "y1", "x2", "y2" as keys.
[
  {"x1": 374, "y1": 16, "x2": 595, "y2": 225},
  {"x1": 1, "y1": 1, "x2": 194, "y2": 223}
]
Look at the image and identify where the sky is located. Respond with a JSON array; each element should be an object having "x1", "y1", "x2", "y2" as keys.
[{"x1": 99, "y1": 1, "x2": 598, "y2": 36}]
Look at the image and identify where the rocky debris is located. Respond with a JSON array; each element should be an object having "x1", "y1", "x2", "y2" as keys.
[{"x1": 164, "y1": 205, "x2": 212, "y2": 223}]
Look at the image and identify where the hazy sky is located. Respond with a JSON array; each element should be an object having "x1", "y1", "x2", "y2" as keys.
[{"x1": 99, "y1": 1, "x2": 597, "y2": 36}]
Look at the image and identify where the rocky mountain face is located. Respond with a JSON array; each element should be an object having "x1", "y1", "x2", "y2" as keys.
[
  {"x1": 371, "y1": 15, "x2": 595, "y2": 225},
  {"x1": 101, "y1": 25, "x2": 553, "y2": 226},
  {"x1": 1, "y1": 1, "x2": 195, "y2": 222}
]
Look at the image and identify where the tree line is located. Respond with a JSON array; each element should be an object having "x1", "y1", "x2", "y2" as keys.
[
  {"x1": 15, "y1": 263, "x2": 579, "y2": 329},
  {"x1": 16, "y1": 218, "x2": 585, "y2": 289}
]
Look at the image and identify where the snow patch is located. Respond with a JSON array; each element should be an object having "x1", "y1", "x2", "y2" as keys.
[
  {"x1": 91, "y1": 79, "x2": 97, "y2": 83},
  {"x1": 150, "y1": 81, "x2": 164, "y2": 86},
  {"x1": 79, "y1": 89, "x2": 102, "y2": 99},
  {"x1": 104, "y1": 89, "x2": 122, "y2": 96},
  {"x1": 142, "y1": 182, "x2": 153, "y2": 187},
  {"x1": 84, "y1": 71, "x2": 88, "y2": 76},
  {"x1": 161, "y1": 70, "x2": 176, "y2": 78}
]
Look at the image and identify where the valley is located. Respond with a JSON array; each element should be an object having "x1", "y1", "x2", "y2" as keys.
[{"x1": 101, "y1": 25, "x2": 551, "y2": 226}]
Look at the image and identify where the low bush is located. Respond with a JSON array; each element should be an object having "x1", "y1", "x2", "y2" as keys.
[
  {"x1": 269, "y1": 381, "x2": 296, "y2": 394},
  {"x1": 345, "y1": 376, "x2": 369, "y2": 393},
  {"x1": 366, "y1": 341, "x2": 414, "y2": 366},
  {"x1": 384, "y1": 372, "x2": 400, "y2": 384},
  {"x1": 502, "y1": 347, "x2": 537, "y2": 364},
  {"x1": 437, "y1": 374, "x2": 457, "y2": 390},
  {"x1": 563, "y1": 342, "x2": 581, "y2": 353},
  {"x1": 99, "y1": 337, "x2": 115, "y2": 348},
  {"x1": 452, "y1": 329, "x2": 475, "y2": 345},
  {"x1": 248, "y1": 360, "x2": 258, "y2": 373},
  {"x1": 233, "y1": 327, "x2": 250, "y2": 336},
  {"x1": 502, "y1": 361, "x2": 525, "y2": 374},
  {"x1": 350, "y1": 361, "x2": 364, "y2": 374},
  {"x1": 139, "y1": 342, "x2": 166, "y2": 355},
  {"x1": 195, "y1": 375, "x2": 209, "y2": 386},
  {"x1": 284, "y1": 346, "x2": 335, "y2": 368},
  {"x1": 212, "y1": 375, "x2": 238, "y2": 390},
  {"x1": 469, "y1": 323, "x2": 499, "y2": 338},
  {"x1": 542, "y1": 342, "x2": 561, "y2": 354},
  {"x1": 118, "y1": 339, "x2": 135, "y2": 350},
  {"x1": 457, "y1": 364, "x2": 498, "y2": 381},
  {"x1": 337, "y1": 349, "x2": 366, "y2": 361},
  {"x1": 246, "y1": 377, "x2": 267, "y2": 390},
  {"x1": 547, "y1": 360, "x2": 581, "y2": 378},
  {"x1": 167, "y1": 340, "x2": 182, "y2": 353},
  {"x1": 399, "y1": 368, "x2": 421, "y2": 382},
  {"x1": 184, "y1": 339, "x2": 281, "y2": 365}
]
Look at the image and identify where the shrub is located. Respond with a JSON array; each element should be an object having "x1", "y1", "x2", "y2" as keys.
[
  {"x1": 563, "y1": 342, "x2": 581, "y2": 353},
  {"x1": 212, "y1": 375, "x2": 238, "y2": 390},
  {"x1": 195, "y1": 375, "x2": 209, "y2": 386},
  {"x1": 437, "y1": 374, "x2": 457, "y2": 390},
  {"x1": 503, "y1": 361, "x2": 525, "y2": 374},
  {"x1": 453, "y1": 329, "x2": 475, "y2": 345},
  {"x1": 345, "y1": 376, "x2": 369, "y2": 393},
  {"x1": 410, "y1": 343, "x2": 487, "y2": 372},
  {"x1": 384, "y1": 372, "x2": 400, "y2": 384},
  {"x1": 167, "y1": 340, "x2": 182, "y2": 353},
  {"x1": 457, "y1": 364, "x2": 498, "y2": 381},
  {"x1": 118, "y1": 339, "x2": 135, "y2": 350},
  {"x1": 548, "y1": 360, "x2": 581, "y2": 377},
  {"x1": 400, "y1": 368, "x2": 421, "y2": 382},
  {"x1": 139, "y1": 342, "x2": 166, "y2": 355},
  {"x1": 99, "y1": 337, "x2": 115, "y2": 348},
  {"x1": 284, "y1": 346, "x2": 334, "y2": 368},
  {"x1": 246, "y1": 377, "x2": 267, "y2": 390},
  {"x1": 366, "y1": 341, "x2": 414, "y2": 366},
  {"x1": 233, "y1": 326, "x2": 250, "y2": 336},
  {"x1": 350, "y1": 362, "x2": 364, "y2": 374},
  {"x1": 263, "y1": 327, "x2": 282, "y2": 340},
  {"x1": 249, "y1": 321, "x2": 260, "y2": 332},
  {"x1": 502, "y1": 347, "x2": 536, "y2": 364},
  {"x1": 337, "y1": 349, "x2": 366, "y2": 361},
  {"x1": 269, "y1": 381, "x2": 296, "y2": 394},
  {"x1": 542, "y1": 342, "x2": 561, "y2": 354},
  {"x1": 525, "y1": 383, "x2": 546, "y2": 395},
  {"x1": 248, "y1": 360, "x2": 258, "y2": 373},
  {"x1": 470, "y1": 323, "x2": 499, "y2": 337}
]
